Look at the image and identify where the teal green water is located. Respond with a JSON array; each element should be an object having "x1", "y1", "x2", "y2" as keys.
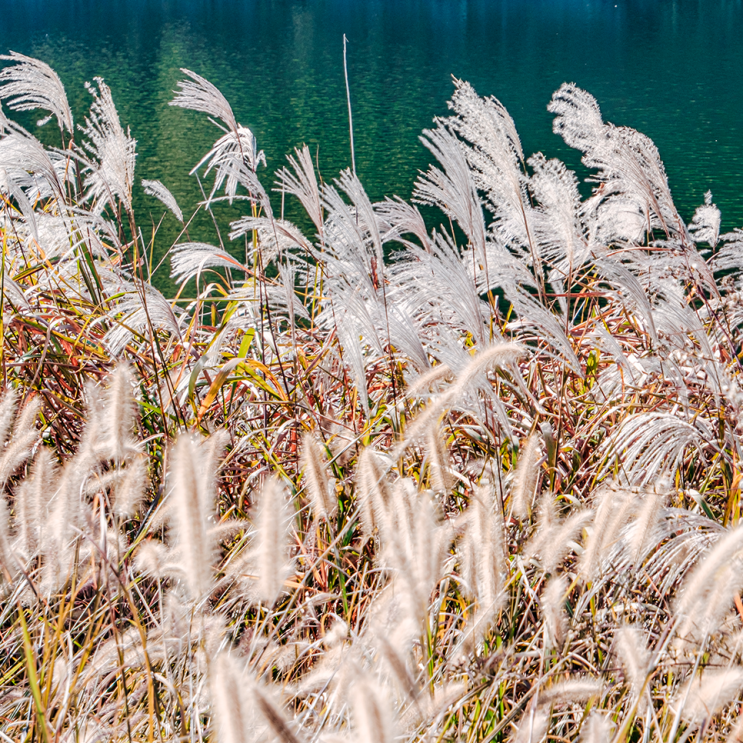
[{"x1": 3, "y1": 0, "x2": 743, "y2": 290}]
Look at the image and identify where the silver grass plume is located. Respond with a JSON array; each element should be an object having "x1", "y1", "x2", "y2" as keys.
[
  {"x1": 511, "y1": 710, "x2": 548, "y2": 743},
  {"x1": 169, "y1": 434, "x2": 219, "y2": 601},
  {"x1": 397, "y1": 343, "x2": 524, "y2": 455},
  {"x1": 689, "y1": 191, "x2": 721, "y2": 247},
  {"x1": 142, "y1": 179, "x2": 184, "y2": 222},
  {"x1": 356, "y1": 447, "x2": 391, "y2": 540},
  {"x1": 170, "y1": 68, "x2": 238, "y2": 134},
  {"x1": 628, "y1": 488, "x2": 665, "y2": 567},
  {"x1": 578, "y1": 713, "x2": 614, "y2": 743},
  {"x1": 79, "y1": 77, "x2": 137, "y2": 213},
  {"x1": 300, "y1": 433, "x2": 337, "y2": 522},
  {"x1": 0, "y1": 395, "x2": 40, "y2": 489},
  {"x1": 275, "y1": 145, "x2": 323, "y2": 233},
  {"x1": 613, "y1": 625, "x2": 651, "y2": 714},
  {"x1": 0, "y1": 52, "x2": 73, "y2": 132},
  {"x1": 251, "y1": 476, "x2": 293, "y2": 607},
  {"x1": 210, "y1": 651, "x2": 257, "y2": 743},
  {"x1": 351, "y1": 677, "x2": 396, "y2": 743},
  {"x1": 676, "y1": 669, "x2": 743, "y2": 724},
  {"x1": 14, "y1": 447, "x2": 56, "y2": 561},
  {"x1": 426, "y1": 424, "x2": 453, "y2": 494},
  {"x1": 541, "y1": 575, "x2": 568, "y2": 651},
  {"x1": 674, "y1": 525, "x2": 743, "y2": 646},
  {"x1": 510, "y1": 433, "x2": 543, "y2": 521},
  {"x1": 101, "y1": 364, "x2": 138, "y2": 464},
  {"x1": 578, "y1": 486, "x2": 636, "y2": 584}
]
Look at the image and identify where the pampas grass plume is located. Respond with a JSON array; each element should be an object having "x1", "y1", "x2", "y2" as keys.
[
  {"x1": 252, "y1": 476, "x2": 293, "y2": 607},
  {"x1": 356, "y1": 447, "x2": 391, "y2": 540},
  {"x1": 102, "y1": 364, "x2": 137, "y2": 463},
  {"x1": 511, "y1": 433, "x2": 543, "y2": 521},
  {"x1": 113, "y1": 455, "x2": 148, "y2": 519},
  {"x1": 14, "y1": 447, "x2": 56, "y2": 560},
  {"x1": 542, "y1": 575, "x2": 567, "y2": 651},
  {"x1": 351, "y1": 677, "x2": 396, "y2": 743},
  {"x1": 0, "y1": 395, "x2": 40, "y2": 487},
  {"x1": 579, "y1": 713, "x2": 614, "y2": 743},
  {"x1": 677, "y1": 669, "x2": 743, "y2": 723},
  {"x1": 170, "y1": 434, "x2": 217, "y2": 601},
  {"x1": 210, "y1": 651, "x2": 256, "y2": 743},
  {"x1": 300, "y1": 432, "x2": 337, "y2": 521}
]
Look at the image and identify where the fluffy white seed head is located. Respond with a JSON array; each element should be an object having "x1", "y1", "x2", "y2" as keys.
[
  {"x1": 252, "y1": 476, "x2": 293, "y2": 607},
  {"x1": 356, "y1": 448, "x2": 391, "y2": 541},
  {"x1": 351, "y1": 677, "x2": 396, "y2": 743},
  {"x1": 102, "y1": 364, "x2": 138, "y2": 464},
  {"x1": 210, "y1": 651, "x2": 257, "y2": 743},
  {"x1": 169, "y1": 434, "x2": 219, "y2": 601},
  {"x1": 542, "y1": 575, "x2": 568, "y2": 651},
  {"x1": 677, "y1": 669, "x2": 743, "y2": 724},
  {"x1": 510, "y1": 434, "x2": 543, "y2": 521},
  {"x1": 300, "y1": 433, "x2": 337, "y2": 522}
]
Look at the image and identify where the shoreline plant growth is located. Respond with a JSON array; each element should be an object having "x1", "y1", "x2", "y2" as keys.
[{"x1": 1, "y1": 51, "x2": 743, "y2": 742}]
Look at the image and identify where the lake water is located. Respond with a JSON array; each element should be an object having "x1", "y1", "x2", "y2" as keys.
[{"x1": 2, "y1": 0, "x2": 743, "y2": 292}]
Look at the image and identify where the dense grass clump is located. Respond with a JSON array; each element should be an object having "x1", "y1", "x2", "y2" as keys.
[{"x1": 2, "y1": 52, "x2": 743, "y2": 742}]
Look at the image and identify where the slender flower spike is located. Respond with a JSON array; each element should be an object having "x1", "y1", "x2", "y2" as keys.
[
  {"x1": 251, "y1": 476, "x2": 294, "y2": 607},
  {"x1": 169, "y1": 434, "x2": 219, "y2": 601},
  {"x1": 300, "y1": 433, "x2": 337, "y2": 522}
]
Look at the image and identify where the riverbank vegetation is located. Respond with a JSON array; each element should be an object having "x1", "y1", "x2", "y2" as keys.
[{"x1": 1, "y1": 51, "x2": 743, "y2": 742}]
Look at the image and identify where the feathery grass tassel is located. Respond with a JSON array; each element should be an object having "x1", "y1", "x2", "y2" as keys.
[
  {"x1": 542, "y1": 575, "x2": 568, "y2": 652},
  {"x1": 578, "y1": 486, "x2": 636, "y2": 584},
  {"x1": 510, "y1": 433, "x2": 543, "y2": 521},
  {"x1": 356, "y1": 448, "x2": 391, "y2": 541},
  {"x1": 426, "y1": 424, "x2": 452, "y2": 494},
  {"x1": 676, "y1": 669, "x2": 743, "y2": 725},
  {"x1": 14, "y1": 447, "x2": 56, "y2": 562},
  {"x1": 300, "y1": 433, "x2": 337, "y2": 522},
  {"x1": 169, "y1": 435, "x2": 217, "y2": 602},
  {"x1": 351, "y1": 677, "x2": 396, "y2": 743},
  {"x1": 674, "y1": 525, "x2": 743, "y2": 646},
  {"x1": 102, "y1": 364, "x2": 137, "y2": 464},
  {"x1": 578, "y1": 713, "x2": 614, "y2": 743},
  {"x1": 613, "y1": 625, "x2": 650, "y2": 714},
  {"x1": 210, "y1": 651, "x2": 256, "y2": 743},
  {"x1": 252, "y1": 476, "x2": 293, "y2": 607},
  {"x1": 0, "y1": 395, "x2": 40, "y2": 489}
]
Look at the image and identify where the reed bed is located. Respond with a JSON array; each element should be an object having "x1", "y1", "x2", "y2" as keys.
[{"x1": 1, "y1": 52, "x2": 743, "y2": 742}]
